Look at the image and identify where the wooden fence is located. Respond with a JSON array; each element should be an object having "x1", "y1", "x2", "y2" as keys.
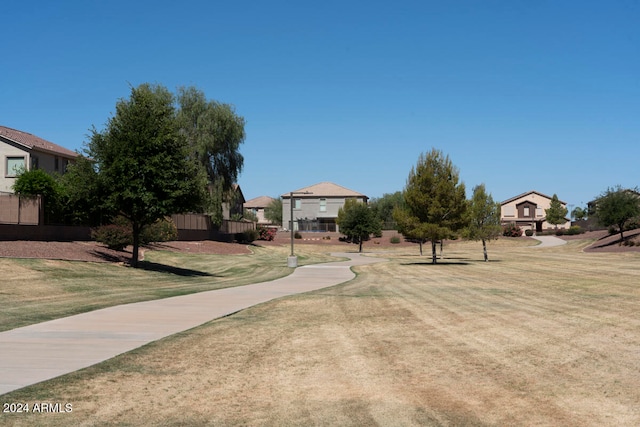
[
  {"x1": 0, "y1": 194, "x2": 41, "y2": 225},
  {"x1": 171, "y1": 214, "x2": 255, "y2": 241}
]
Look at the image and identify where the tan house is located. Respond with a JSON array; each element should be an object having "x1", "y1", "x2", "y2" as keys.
[
  {"x1": 501, "y1": 190, "x2": 570, "y2": 233},
  {"x1": 0, "y1": 126, "x2": 77, "y2": 193},
  {"x1": 244, "y1": 195, "x2": 277, "y2": 225},
  {"x1": 282, "y1": 182, "x2": 368, "y2": 232},
  {"x1": 221, "y1": 184, "x2": 245, "y2": 220}
]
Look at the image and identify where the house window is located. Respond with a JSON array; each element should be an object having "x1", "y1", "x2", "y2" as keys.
[
  {"x1": 536, "y1": 208, "x2": 543, "y2": 217},
  {"x1": 55, "y1": 156, "x2": 59, "y2": 171},
  {"x1": 319, "y1": 199, "x2": 327, "y2": 212},
  {"x1": 523, "y1": 207, "x2": 530, "y2": 217},
  {"x1": 6, "y1": 157, "x2": 25, "y2": 177},
  {"x1": 503, "y1": 206, "x2": 515, "y2": 217},
  {"x1": 294, "y1": 199, "x2": 301, "y2": 209}
]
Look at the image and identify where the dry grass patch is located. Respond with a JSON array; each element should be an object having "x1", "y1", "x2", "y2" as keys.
[
  {"x1": 0, "y1": 245, "x2": 337, "y2": 331},
  {"x1": 2, "y1": 238, "x2": 640, "y2": 426}
]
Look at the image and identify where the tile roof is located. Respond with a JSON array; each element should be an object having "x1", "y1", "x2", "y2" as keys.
[
  {"x1": 244, "y1": 195, "x2": 277, "y2": 208},
  {"x1": 501, "y1": 190, "x2": 566, "y2": 205},
  {"x1": 282, "y1": 182, "x2": 367, "y2": 199},
  {"x1": 0, "y1": 126, "x2": 77, "y2": 158}
]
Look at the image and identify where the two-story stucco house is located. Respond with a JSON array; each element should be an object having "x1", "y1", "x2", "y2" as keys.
[
  {"x1": 501, "y1": 190, "x2": 570, "y2": 233},
  {"x1": 244, "y1": 195, "x2": 277, "y2": 225},
  {"x1": 282, "y1": 182, "x2": 368, "y2": 232},
  {"x1": 0, "y1": 126, "x2": 77, "y2": 193}
]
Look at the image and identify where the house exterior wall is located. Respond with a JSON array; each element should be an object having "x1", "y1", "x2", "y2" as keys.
[
  {"x1": 0, "y1": 144, "x2": 72, "y2": 194},
  {"x1": 282, "y1": 196, "x2": 366, "y2": 232},
  {"x1": 501, "y1": 192, "x2": 570, "y2": 231},
  {"x1": 247, "y1": 207, "x2": 270, "y2": 225},
  {"x1": 0, "y1": 144, "x2": 30, "y2": 193}
]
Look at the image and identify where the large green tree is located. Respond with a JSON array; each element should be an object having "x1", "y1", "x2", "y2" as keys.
[
  {"x1": 545, "y1": 194, "x2": 568, "y2": 229},
  {"x1": 88, "y1": 83, "x2": 207, "y2": 267},
  {"x1": 58, "y1": 156, "x2": 105, "y2": 226},
  {"x1": 393, "y1": 148, "x2": 468, "y2": 263},
  {"x1": 596, "y1": 186, "x2": 640, "y2": 242},
  {"x1": 369, "y1": 191, "x2": 405, "y2": 229},
  {"x1": 465, "y1": 184, "x2": 502, "y2": 262},
  {"x1": 176, "y1": 86, "x2": 245, "y2": 225},
  {"x1": 336, "y1": 199, "x2": 382, "y2": 253}
]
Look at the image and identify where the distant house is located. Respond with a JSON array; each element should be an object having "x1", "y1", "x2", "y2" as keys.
[
  {"x1": 221, "y1": 184, "x2": 245, "y2": 220},
  {"x1": 501, "y1": 190, "x2": 570, "y2": 233},
  {"x1": 0, "y1": 126, "x2": 77, "y2": 193},
  {"x1": 244, "y1": 195, "x2": 277, "y2": 225},
  {"x1": 282, "y1": 182, "x2": 368, "y2": 232}
]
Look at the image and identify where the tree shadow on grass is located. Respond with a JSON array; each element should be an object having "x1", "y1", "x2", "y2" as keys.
[
  {"x1": 402, "y1": 261, "x2": 471, "y2": 266},
  {"x1": 89, "y1": 249, "x2": 132, "y2": 264},
  {"x1": 137, "y1": 261, "x2": 215, "y2": 277}
]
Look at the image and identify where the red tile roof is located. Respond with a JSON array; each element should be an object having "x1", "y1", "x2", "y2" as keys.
[{"x1": 0, "y1": 126, "x2": 77, "y2": 158}]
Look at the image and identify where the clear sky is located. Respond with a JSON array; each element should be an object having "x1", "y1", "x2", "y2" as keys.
[{"x1": 2, "y1": 1, "x2": 638, "y2": 209}]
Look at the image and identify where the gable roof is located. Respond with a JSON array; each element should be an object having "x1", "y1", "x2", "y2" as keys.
[
  {"x1": 0, "y1": 126, "x2": 77, "y2": 158},
  {"x1": 282, "y1": 182, "x2": 367, "y2": 199},
  {"x1": 244, "y1": 195, "x2": 276, "y2": 208},
  {"x1": 501, "y1": 190, "x2": 566, "y2": 206}
]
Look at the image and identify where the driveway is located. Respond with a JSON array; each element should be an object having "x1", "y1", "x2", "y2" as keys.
[{"x1": 530, "y1": 235, "x2": 567, "y2": 248}]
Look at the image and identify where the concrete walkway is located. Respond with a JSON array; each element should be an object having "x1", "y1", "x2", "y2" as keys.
[
  {"x1": 0, "y1": 252, "x2": 384, "y2": 395},
  {"x1": 530, "y1": 235, "x2": 568, "y2": 248}
]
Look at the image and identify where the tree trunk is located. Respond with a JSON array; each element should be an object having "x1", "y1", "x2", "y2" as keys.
[
  {"x1": 419, "y1": 241, "x2": 423, "y2": 256},
  {"x1": 619, "y1": 223, "x2": 625, "y2": 244},
  {"x1": 359, "y1": 237, "x2": 363, "y2": 253},
  {"x1": 482, "y1": 239, "x2": 488, "y2": 262},
  {"x1": 131, "y1": 222, "x2": 140, "y2": 268},
  {"x1": 431, "y1": 241, "x2": 437, "y2": 264}
]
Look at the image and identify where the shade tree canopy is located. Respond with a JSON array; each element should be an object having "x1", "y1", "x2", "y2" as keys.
[
  {"x1": 88, "y1": 83, "x2": 208, "y2": 267},
  {"x1": 545, "y1": 194, "x2": 568, "y2": 228},
  {"x1": 393, "y1": 148, "x2": 467, "y2": 263},
  {"x1": 595, "y1": 186, "x2": 640, "y2": 242},
  {"x1": 465, "y1": 184, "x2": 502, "y2": 262},
  {"x1": 336, "y1": 199, "x2": 382, "y2": 253}
]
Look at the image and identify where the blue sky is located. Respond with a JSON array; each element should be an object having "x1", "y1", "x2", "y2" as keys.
[{"x1": 3, "y1": 1, "x2": 638, "y2": 209}]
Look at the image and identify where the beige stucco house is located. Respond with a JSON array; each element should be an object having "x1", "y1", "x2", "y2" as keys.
[
  {"x1": 501, "y1": 190, "x2": 570, "y2": 233},
  {"x1": 244, "y1": 195, "x2": 277, "y2": 225},
  {"x1": 0, "y1": 126, "x2": 77, "y2": 193},
  {"x1": 282, "y1": 182, "x2": 368, "y2": 232}
]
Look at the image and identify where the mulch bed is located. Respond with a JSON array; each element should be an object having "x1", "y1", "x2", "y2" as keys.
[
  {"x1": 1, "y1": 229, "x2": 638, "y2": 263},
  {"x1": 0, "y1": 240, "x2": 252, "y2": 264}
]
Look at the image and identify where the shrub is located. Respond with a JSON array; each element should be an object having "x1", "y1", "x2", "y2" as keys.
[
  {"x1": 235, "y1": 229, "x2": 259, "y2": 244},
  {"x1": 555, "y1": 228, "x2": 565, "y2": 236},
  {"x1": 502, "y1": 223, "x2": 522, "y2": 237},
  {"x1": 390, "y1": 236, "x2": 401, "y2": 244},
  {"x1": 141, "y1": 218, "x2": 178, "y2": 243},
  {"x1": 257, "y1": 226, "x2": 277, "y2": 241},
  {"x1": 294, "y1": 231, "x2": 302, "y2": 239},
  {"x1": 565, "y1": 225, "x2": 583, "y2": 235},
  {"x1": 525, "y1": 229, "x2": 534, "y2": 237},
  {"x1": 92, "y1": 224, "x2": 133, "y2": 251}
]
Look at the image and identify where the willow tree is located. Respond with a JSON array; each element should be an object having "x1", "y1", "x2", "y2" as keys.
[
  {"x1": 466, "y1": 184, "x2": 502, "y2": 261},
  {"x1": 394, "y1": 148, "x2": 467, "y2": 263},
  {"x1": 176, "y1": 86, "x2": 245, "y2": 226}
]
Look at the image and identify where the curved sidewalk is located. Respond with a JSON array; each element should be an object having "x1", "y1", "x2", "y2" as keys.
[
  {"x1": 529, "y1": 235, "x2": 568, "y2": 248},
  {"x1": 0, "y1": 252, "x2": 384, "y2": 395}
]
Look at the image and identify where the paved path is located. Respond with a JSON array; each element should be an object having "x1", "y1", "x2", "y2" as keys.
[
  {"x1": 529, "y1": 235, "x2": 567, "y2": 248},
  {"x1": 0, "y1": 252, "x2": 384, "y2": 395}
]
